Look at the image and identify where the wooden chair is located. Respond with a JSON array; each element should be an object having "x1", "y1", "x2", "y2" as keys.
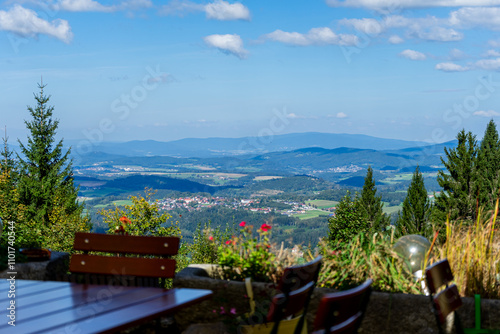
[
  {"x1": 68, "y1": 232, "x2": 180, "y2": 287},
  {"x1": 272, "y1": 255, "x2": 322, "y2": 334},
  {"x1": 312, "y1": 279, "x2": 373, "y2": 334},
  {"x1": 241, "y1": 256, "x2": 322, "y2": 334},
  {"x1": 266, "y1": 281, "x2": 315, "y2": 334},
  {"x1": 425, "y1": 259, "x2": 464, "y2": 334}
]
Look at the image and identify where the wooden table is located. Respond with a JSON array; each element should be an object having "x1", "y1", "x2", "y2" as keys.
[{"x1": 0, "y1": 279, "x2": 212, "y2": 333}]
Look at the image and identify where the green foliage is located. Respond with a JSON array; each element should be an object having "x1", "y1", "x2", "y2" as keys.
[
  {"x1": 327, "y1": 192, "x2": 367, "y2": 247},
  {"x1": 357, "y1": 166, "x2": 389, "y2": 233},
  {"x1": 318, "y1": 233, "x2": 419, "y2": 293},
  {"x1": 100, "y1": 188, "x2": 181, "y2": 238},
  {"x1": 435, "y1": 206, "x2": 500, "y2": 299},
  {"x1": 476, "y1": 120, "x2": 500, "y2": 213},
  {"x1": 433, "y1": 129, "x2": 478, "y2": 224},
  {"x1": 396, "y1": 166, "x2": 432, "y2": 237},
  {"x1": 0, "y1": 84, "x2": 89, "y2": 250},
  {"x1": 218, "y1": 222, "x2": 278, "y2": 283},
  {"x1": 190, "y1": 222, "x2": 233, "y2": 264}
]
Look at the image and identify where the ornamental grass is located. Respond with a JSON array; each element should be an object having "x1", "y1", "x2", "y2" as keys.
[{"x1": 434, "y1": 201, "x2": 500, "y2": 299}]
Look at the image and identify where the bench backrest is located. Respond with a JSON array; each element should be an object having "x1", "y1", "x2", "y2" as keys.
[{"x1": 69, "y1": 232, "x2": 180, "y2": 286}]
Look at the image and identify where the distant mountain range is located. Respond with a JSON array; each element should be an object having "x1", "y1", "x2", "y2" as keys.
[{"x1": 66, "y1": 132, "x2": 432, "y2": 158}]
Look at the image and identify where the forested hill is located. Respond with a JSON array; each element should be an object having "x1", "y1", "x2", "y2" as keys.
[{"x1": 67, "y1": 132, "x2": 429, "y2": 158}]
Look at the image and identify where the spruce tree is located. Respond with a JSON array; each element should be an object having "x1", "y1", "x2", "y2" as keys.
[
  {"x1": 16, "y1": 83, "x2": 88, "y2": 249},
  {"x1": 328, "y1": 192, "x2": 367, "y2": 246},
  {"x1": 396, "y1": 166, "x2": 431, "y2": 236},
  {"x1": 433, "y1": 129, "x2": 478, "y2": 223},
  {"x1": 357, "y1": 166, "x2": 388, "y2": 232},
  {"x1": 0, "y1": 130, "x2": 25, "y2": 243},
  {"x1": 476, "y1": 119, "x2": 500, "y2": 212}
]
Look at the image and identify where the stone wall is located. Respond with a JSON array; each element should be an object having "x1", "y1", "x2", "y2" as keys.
[
  {"x1": 0, "y1": 251, "x2": 69, "y2": 281},
  {"x1": 173, "y1": 265, "x2": 500, "y2": 334}
]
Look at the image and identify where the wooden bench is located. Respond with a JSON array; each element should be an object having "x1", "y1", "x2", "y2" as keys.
[{"x1": 68, "y1": 232, "x2": 180, "y2": 287}]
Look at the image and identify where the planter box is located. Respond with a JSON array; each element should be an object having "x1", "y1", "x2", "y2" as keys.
[{"x1": 173, "y1": 264, "x2": 500, "y2": 334}]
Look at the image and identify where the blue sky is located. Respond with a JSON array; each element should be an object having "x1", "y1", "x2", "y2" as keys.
[{"x1": 2, "y1": 0, "x2": 500, "y2": 151}]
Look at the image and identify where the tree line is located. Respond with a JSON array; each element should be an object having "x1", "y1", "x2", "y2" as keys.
[{"x1": 329, "y1": 119, "x2": 500, "y2": 243}]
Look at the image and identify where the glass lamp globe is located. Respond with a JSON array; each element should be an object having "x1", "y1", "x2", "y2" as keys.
[{"x1": 393, "y1": 234, "x2": 431, "y2": 273}]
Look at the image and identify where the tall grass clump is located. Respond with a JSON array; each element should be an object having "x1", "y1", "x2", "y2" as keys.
[
  {"x1": 435, "y1": 201, "x2": 500, "y2": 299},
  {"x1": 318, "y1": 232, "x2": 420, "y2": 294}
]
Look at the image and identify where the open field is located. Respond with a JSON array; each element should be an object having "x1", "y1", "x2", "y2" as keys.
[
  {"x1": 253, "y1": 176, "x2": 283, "y2": 181},
  {"x1": 306, "y1": 200, "x2": 338, "y2": 209},
  {"x1": 292, "y1": 209, "x2": 330, "y2": 220}
]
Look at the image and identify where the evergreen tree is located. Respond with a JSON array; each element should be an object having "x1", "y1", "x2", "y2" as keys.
[
  {"x1": 0, "y1": 130, "x2": 26, "y2": 244},
  {"x1": 357, "y1": 166, "x2": 388, "y2": 232},
  {"x1": 328, "y1": 192, "x2": 367, "y2": 246},
  {"x1": 433, "y1": 129, "x2": 478, "y2": 223},
  {"x1": 396, "y1": 166, "x2": 431, "y2": 236},
  {"x1": 476, "y1": 119, "x2": 500, "y2": 212},
  {"x1": 16, "y1": 83, "x2": 89, "y2": 249}
]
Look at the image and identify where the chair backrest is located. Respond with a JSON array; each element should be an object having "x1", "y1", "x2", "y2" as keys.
[
  {"x1": 312, "y1": 312, "x2": 363, "y2": 334},
  {"x1": 264, "y1": 256, "x2": 322, "y2": 334},
  {"x1": 425, "y1": 258, "x2": 464, "y2": 334},
  {"x1": 277, "y1": 255, "x2": 323, "y2": 294},
  {"x1": 425, "y1": 258, "x2": 454, "y2": 294},
  {"x1": 312, "y1": 279, "x2": 373, "y2": 333},
  {"x1": 69, "y1": 232, "x2": 180, "y2": 286}
]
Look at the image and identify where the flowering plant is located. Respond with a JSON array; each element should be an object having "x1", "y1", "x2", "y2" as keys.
[{"x1": 217, "y1": 221, "x2": 276, "y2": 283}]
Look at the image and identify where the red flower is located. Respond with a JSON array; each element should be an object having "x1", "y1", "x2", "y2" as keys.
[
  {"x1": 260, "y1": 223, "x2": 271, "y2": 232},
  {"x1": 209, "y1": 236, "x2": 214, "y2": 241},
  {"x1": 226, "y1": 240, "x2": 231, "y2": 245},
  {"x1": 119, "y1": 216, "x2": 131, "y2": 224},
  {"x1": 239, "y1": 221, "x2": 246, "y2": 227}
]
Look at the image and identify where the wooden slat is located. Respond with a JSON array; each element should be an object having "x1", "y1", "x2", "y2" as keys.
[
  {"x1": 434, "y1": 284, "x2": 463, "y2": 323},
  {"x1": 73, "y1": 232, "x2": 180, "y2": 255},
  {"x1": 1, "y1": 286, "x2": 211, "y2": 334},
  {"x1": 425, "y1": 259, "x2": 454, "y2": 294},
  {"x1": 0, "y1": 281, "x2": 65, "y2": 302},
  {"x1": 69, "y1": 254, "x2": 176, "y2": 278}
]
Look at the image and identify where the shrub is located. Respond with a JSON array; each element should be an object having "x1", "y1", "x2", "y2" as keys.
[
  {"x1": 190, "y1": 222, "x2": 232, "y2": 264},
  {"x1": 217, "y1": 221, "x2": 303, "y2": 284},
  {"x1": 318, "y1": 232, "x2": 420, "y2": 293},
  {"x1": 434, "y1": 203, "x2": 500, "y2": 299}
]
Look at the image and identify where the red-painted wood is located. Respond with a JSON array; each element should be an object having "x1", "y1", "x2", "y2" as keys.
[{"x1": 73, "y1": 232, "x2": 180, "y2": 255}]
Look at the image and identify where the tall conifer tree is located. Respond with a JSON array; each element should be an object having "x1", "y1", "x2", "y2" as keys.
[
  {"x1": 433, "y1": 129, "x2": 478, "y2": 223},
  {"x1": 16, "y1": 83, "x2": 88, "y2": 248},
  {"x1": 358, "y1": 166, "x2": 388, "y2": 232},
  {"x1": 476, "y1": 119, "x2": 500, "y2": 212},
  {"x1": 396, "y1": 166, "x2": 431, "y2": 236}
]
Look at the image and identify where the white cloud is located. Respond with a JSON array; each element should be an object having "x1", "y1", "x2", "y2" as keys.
[
  {"x1": 474, "y1": 110, "x2": 500, "y2": 117},
  {"x1": 388, "y1": 35, "x2": 404, "y2": 44},
  {"x1": 204, "y1": 34, "x2": 248, "y2": 59},
  {"x1": 159, "y1": 0, "x2": 202, "y2": 16},
  {"x1": 485, "y1": 49, "x2": 500, "y2": 57},
  {"x1": 204, "y1": 0, "x2": 250, "y2": 21},
  {"x1": 53, "y1": 0, "x2": 153, "y2": 12},
  {"x1": 326, "y1": 0, "x2": 500, "y2": 9},
  {"x1": 264, "y1": 27, "x2": 359, "y2": 46},
  {"x1": 435, "y1": 62, "x2": 469, "y2": 72},
  {"x1": 449, "y1": 7, "x2": 500, "y2": 30},
  {"x1": 412, "y1": 26, "x2": 463, "y2": 41},
  {"x1": 0, "y1": 5, "x2": 73, "y2": 43},
  {"x1": 53, "y1": 0, "x2": 115, "y2": 12},
  {"x1": 475, "y1": 57, "x2": 500, "y2": 70},
  {"x1": 161, "y1": 0, "x2": 250, "y2": 20},
  {"x1": 340, "y1": 18, "x2": 384, "y2": 35},
  {"x1": 336, "y1": 112, "x2": 348, "y2": 118},
  {"x1": 449, "y1": 48, "x2": 466, "y2": 59},
  {"x1": 399, "y1": 49, "x2": 426, "y2": 60}
]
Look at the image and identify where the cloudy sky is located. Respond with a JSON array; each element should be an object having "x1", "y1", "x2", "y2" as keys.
[{"x1": 2, "y1": 0, "x2": 500, "y2": 148}]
